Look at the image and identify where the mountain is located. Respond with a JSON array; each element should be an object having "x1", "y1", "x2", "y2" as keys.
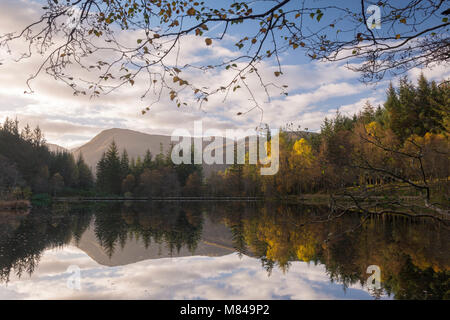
[
  {"x1": 71, "y1": 128, "x2": 315, "y2": 177},
  {"x1": 74, "y1": 214, "x2": 236, "y2": 266},
  {"x1": 46, "y1": 143, "x2": 68, "y2": 153},
  {"x1": 72, "y1": 128, "x2": 228, "y2": 176},
  {"x1": 72, "y1": 128, "x2": 172, "y2": 172}
]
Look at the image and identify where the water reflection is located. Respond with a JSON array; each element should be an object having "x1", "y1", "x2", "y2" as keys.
[{"x1": 0, "y1": 202, "x2": 448, "y2": 299}]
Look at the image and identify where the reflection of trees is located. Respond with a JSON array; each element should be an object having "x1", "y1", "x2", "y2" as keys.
[
  {"x1": 218, "y1": 203, "x2": 250, "y2": 257},
  {"x1": 212, "y1": 203, "x2": 450, "y2": 299},
  {"x1": 93, "y1": 202, "x2": 203, "y2": 257},
  {"x1": 0, "y1": 204, "x2": 93, "y2": 283},
  {"x1": 383, "y1": 257, "x2": 450, "y2": 300},
  {"x1": 94, "y1": 203, "x2": 129, "y2": 258},
  {"x1": 1, "y1": 202, "x2": 448, "y2": 299},
  {"x1": 0, "y1": 202, "x2": 204, "y2": 283}
]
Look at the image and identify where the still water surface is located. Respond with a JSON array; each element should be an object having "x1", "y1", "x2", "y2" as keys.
[{"x1": 0, "y1": 202, "x2": 448, "y2": 299}]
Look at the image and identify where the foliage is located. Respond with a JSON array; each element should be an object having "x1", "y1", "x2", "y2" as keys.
[
  {"x1": 205, "y1": 75, "x2": 449, "y2": 213},
  {"x1": 1, "y1": 1, "x2": 448, "y2": 110},
  {"x1": 0, "y1": 118, "x2": 94, "y2": 199},
  {"x1": 96, "y1": 141, "x2": 203, "y2": 196}
]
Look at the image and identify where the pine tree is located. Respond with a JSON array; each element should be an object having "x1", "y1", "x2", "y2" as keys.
[
  {"x1": 21, "y1": 124, "x2": 33, "y2": 142},
  {"x1": 103, "y1": 141, "x2": 122, "y2": 194},
  {"x1": 360, "y1": 101, "x2": 376, "y2": 124},
  {"x1": 430, "y1": 80, "x2": 449, "y2": 134},
  {"x1": 120, "y1": 149, "x2": 130, "y2": 179},
  {"x1": 96, "y1": 152, "x2": 107, "y2": 191},
  {"x1": 76, "y1": 153, "x2": 93, "y2": 190},
  {"x1": 398, "y1": 76, "x2": 418, "y2": 137},
  {"x1": 143, "y1": 149, "x2": 153, "y2": 169},
  {"x1": 415, "y1": 73, "x2": 433, "y2": 135},
  {"x1": 385, "y1": 82, "x2": 405, "y2": 140}
]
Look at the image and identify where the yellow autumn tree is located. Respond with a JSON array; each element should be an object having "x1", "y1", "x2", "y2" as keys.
[{"x1": 289, "y1": 138, "x2": 320, "y2": 194}]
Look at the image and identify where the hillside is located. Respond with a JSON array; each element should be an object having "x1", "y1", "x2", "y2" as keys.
[
  {"x1": 72, "y1": 128, "x2": 171, "y2": 171},
  {"x1": 72, "y1": 128, "x2": 228, "y2": 176},
  {"x1": 46, "y1": 143, "x2": 68, "y2": 153},
  {"x1": 75, "y1": 214, "x2": 235, "y2": 266},
  {"x1": 70, "y1": 128, "x2": 317, "y2": 177}
]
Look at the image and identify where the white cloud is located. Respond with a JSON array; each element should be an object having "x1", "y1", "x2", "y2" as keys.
[
  {"x1": 0, "y1": 0, "x2": 443, "y2": 148},
  {"x1": 408, "y1": 64, "x2": 450, "y2": 82}
]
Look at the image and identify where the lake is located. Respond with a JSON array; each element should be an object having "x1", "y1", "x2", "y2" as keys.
[{"x1": 0, "y1": 202, "x2": 448, "y2": 299}]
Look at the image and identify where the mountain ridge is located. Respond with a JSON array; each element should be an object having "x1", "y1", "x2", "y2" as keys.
[
  {"x1": 72, "y1": 128, "x2": 173, "y2": 172},
  {"x1": 55, "y1": 127, "x2": 315, "y2": 177}
]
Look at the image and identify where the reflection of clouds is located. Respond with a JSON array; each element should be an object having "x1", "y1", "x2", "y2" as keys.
[{"x1": 0, "y1": 247, "x2": 383, "y2": 300}]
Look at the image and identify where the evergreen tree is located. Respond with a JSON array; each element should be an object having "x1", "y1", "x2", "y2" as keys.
[
  {"x1": 96, "y1": 152, "x2": 107, "y2": 192},
  {"x1": 76, "y1": 153, "x2": 94, "y2": 190},
  {"x1": 385, "y1": 81, "x2": 406, "y2": 140},
  {"x1": 120, "y1": 149, "x2": 130, "y2": 179},
  {"x1": 0, "y1": 118, "x2": 95, "y2": 197},
  {"x1": 143, "y1": 149, "x2": 153, "y2": 169},
  {"x1": 102, "y1": 141, "x2": 122, "y2": 195}
]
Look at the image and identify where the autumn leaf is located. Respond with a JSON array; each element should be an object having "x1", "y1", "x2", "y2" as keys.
[{"x1": 205, "y1": 38, "x2": 212, "y2": 46}]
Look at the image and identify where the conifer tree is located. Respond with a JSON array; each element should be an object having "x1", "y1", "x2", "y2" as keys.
[
  {"x1": 143, "y1": 150, "x2": 153, "y2": 169},
  {"x1": 103, "y1": 141, "x2": 122, "y2": 195},
  {"x1": 120, "y1": 149, "x2": 130, "y2": 179},
  {"x1": 76, "y1": 153, "x2": 94, "y2": 190}
]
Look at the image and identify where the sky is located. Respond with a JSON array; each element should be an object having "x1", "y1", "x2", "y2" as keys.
[{"x1": 0, "y1": 0, "x2": 448, "y2": 149}]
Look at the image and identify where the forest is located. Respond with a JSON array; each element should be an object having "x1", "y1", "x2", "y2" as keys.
[
  {"x1": 1, "y1": 74, "x2": 449, "y2": 215},
  {"x1": 0, "y1": 119, "x2": 93, "y2": 204},
  {"x1": 206, "y1": 75, "x2": 449, "y2": 213},
  {"x1": 95, "y1": 141, "x2": 203, "y2": 197}
]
